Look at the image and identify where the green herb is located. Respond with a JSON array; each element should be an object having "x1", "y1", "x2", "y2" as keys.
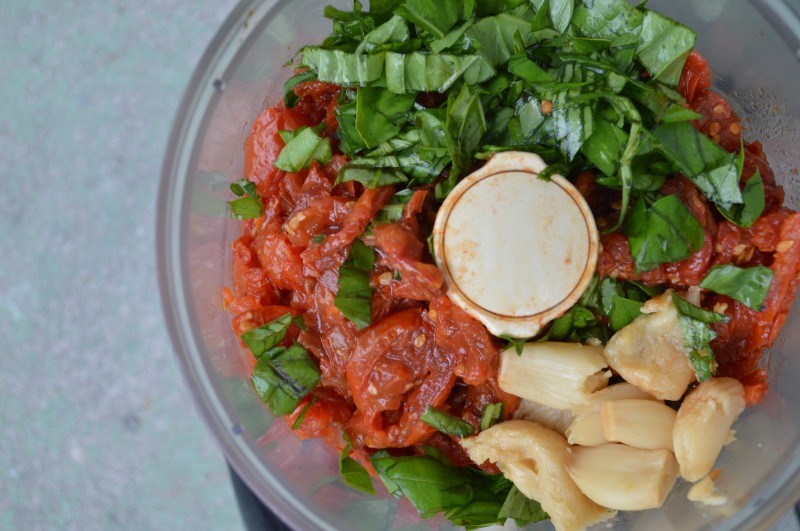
[
  {"x1": 339, "y1": 440, "x2": 376, "y2": 494},
  {"x1": 375, "y1": 189, "x2": 414, "y2": 223},
  {"x1": 718, "y1": 169, "x2": 765, "y2": 228},
  {"x1": 608, "y1": 295, "x2": 644, "y2": 330},
  {"x1": 274, "y1": 126, "x2": 332, "y2": 172},
  {"x1": 480, "y1": 403, "x2": 504, "y2": 431},
  {"x1": 541, "y1": 305, "x2": 599, "y2": 342},
  {"x1": 291, "y1": 395, "x2": 319, "y2": 430},
  {"x1": 671, "y1": 292, "x2": 728, "y2": 382},
  {"x1": 445, "y1": 83, "x2": 487, "y2": 173},
  {"x1": 335, "y1": 166, "x2": 408, "y2": 188},
  {"x1": 283, "y1": 70, "x2": 318, "y2": 107},
  {"x1": 624, "y1": 195, "x2": 704, "y2": 273},
  {"x1": 335, "y1": 239, "x2": 376, "y2": 329},
  {"x1": 228, "y1": 178, "x2": 264, "y2": 220},
  {"x1": 498, "y1": 485, "x2": 549, "y2": 526},
  {"x1": 241, "y1": 313, "x2": 305, "y2": 359},
  {"x1": 652, "y1": 122, "x2": 743, "y2": 207},
  {"x1": 501, "y1": 336, "x2": 528, "y2": 355},
  {"x1": 636, "y1": 10, "x2": 695, "y2": 86},
  {"x1": 420, "y1": 406, "x2": 475, "y2": 437},
  {"x1": 369, "y1": 451, "x2": 521, "y2": 528},
  {"x1": 251, "y1": 344, "x2": 321, "y2": 416},
  {"x1": 356, "y1": 86, "x2": 416, "y2": 148},
  {"x1": 699, "y1": 264, "x2": 774, "y2": 311}
]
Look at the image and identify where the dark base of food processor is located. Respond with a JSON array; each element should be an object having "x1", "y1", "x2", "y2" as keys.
[{"x1": 228, "y1": 463, "x2": 293, "y2": 531}]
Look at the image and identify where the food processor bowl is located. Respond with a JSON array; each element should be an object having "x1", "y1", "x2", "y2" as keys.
[{"x1": 157, "y1": 1, "x2": 800, "y2": 529}]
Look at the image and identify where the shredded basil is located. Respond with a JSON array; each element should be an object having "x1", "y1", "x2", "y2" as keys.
[
  {"x1": 671, "y1": 292, "x2": 728, "y2": 382},
  {"x1": 420, "y1": 406, "x2": 475, "y2": 437},
  {"x1": 624, "y1": 195, "x2": 704, "y2": 273},
  {"x1": 335, "y1": 239, "x2": 376, "y2": 329},
  {"x1": 369, "y1": 450, "x2": 516, "y2": 527},
  {"x1": 498, "y1": 485, "x2": 549, "y2": 526},
  {"x1": 251, "y1": 344, "x2": 321, "y2": 416},
  {"x1": 274, "y1": 126, "x2": 333, "y2": 172},
  {"x1": 228, "y1": 178, "x2": 264, "y2": 220},
  {"x1": 480, "y1": 403, "x2": 505, "y2": 431},
  {"x1": 699, "y1": 264, "x2": 774, "y2": 311},
  {"x1": 291, "y1": 395, "x2": 319, "y2": 430},
  {"x1": 241, "y1": 313, "x2": 305, "y2": 358},
  {"x1": 339, "y1": 440, "x2": 376, "y2": 494}
]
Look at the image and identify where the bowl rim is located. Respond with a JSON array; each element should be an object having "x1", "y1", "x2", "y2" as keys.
[{"x1": 156, "y1": 1, "x2": 800, "y2": 530}]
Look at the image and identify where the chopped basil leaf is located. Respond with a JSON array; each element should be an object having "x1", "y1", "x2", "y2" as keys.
[
  {"x1": 283, "y1": 70, "x2": 318, "y2": 107},
  {"x1": 498, "y1": 485, "x2": 549, "y2": 526},
  {"x1": 689, "y1": 348, "x2": 716, "y2": 383},
  {"x1": 229, "y1": 196, "x2": 264, "y2": 220},
  {"x1": 608, "y1": 295, "x2": 644, "y2": 330},
  {"x1": 636, "y1": 10, "x2": 695, "y2": 86},
  {"x1": 580, "y1": 115, "x2": 627, "y2": 177},
  {"x1": 274, "y1": 126, "x2": 332, "y2": 172},
  {"x1": 335, "y1": 166, "x2": 408, "y2": 188},
  {"x1": 672, "y1": 292, "x2": 728, "y2": 324},
  {"x1": 541, "y1": 305, "x2": 598, "y2": 342},
  {"x1": 301, "y1": 48, "x2": 385, "y2": 85},
  {"x1": 241, "y1": 313, "x2": 304, "y2": 359},
  {"x1": 549, "y1": 0, "x2": 575, "y2": 34},
  {"x1": 395, "y1": 0, "x2": 471, "y2": 39},
  {"x1": 339, "y1": 441, "x2": 376, "y2": 495},
  {"x1": 251, "y1": 343, "x2": 321, "y2": 416},
  {"x1": 445, "y1": 83, "x2": 487, "y2": 172},
  {"x1": 480, "y1": 403, "x2": 505, "y2": 431},
  {"x1": 699, "y1": 264, "x2": 774, "y2": 311},
  {"x1": 718, "y1": 169, "x2": 765, "y2": 228},
  {"x1": 376, "y1": 189, "x2": 414, "y2": 223},
  {"x1": 355, "y1": 15, "x2": 411, "y2": 54},
  {"x1": 652, "y1": 122, "x2": 743, "y2": 207},
  {"x1": 291, "y1": 395, "x2": 319, "y2": 430},
  {"x1": 370, "y1": 453, "x2": 473, "y2": 518},
  {"x1": 501, "y1": 336, "x2": 528, "y2": 355},
  {"x1": 369, "y1": 451, "x2": 520, "y2": 527},
  {"x1": 421, "y1": 406, "x2": 475, "y2": 437},
  {"x1": 356, "y1": 86, "x2": 416, "y2": 148},
  {"x1": 623, "y1": 195, "x2": 704, "y2": 273},
  {"x1": 335, "y1": 239, "x2": 376, "y2": 329},
  {"x1": 229, "y1": 178, "x2": 263, "y2": 219},
  {"x1": 671, "y1": 292, "x2": 727, "y2": 383}
]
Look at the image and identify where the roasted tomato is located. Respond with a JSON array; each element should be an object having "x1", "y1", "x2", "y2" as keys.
[{"x1": 345, "y1": 308, "x2": 457, "y2": 448}]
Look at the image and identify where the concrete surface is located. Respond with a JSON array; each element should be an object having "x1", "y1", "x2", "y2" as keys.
[
  {"x1": 0, "y1": 1, "x2": 243, "y2": 530},
  {"x1": 0, "y1": 1, "x2": 798, "y2": 531}
]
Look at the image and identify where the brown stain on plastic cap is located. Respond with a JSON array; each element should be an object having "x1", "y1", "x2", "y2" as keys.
[{"x1": 432, "y1": 151, "x2": 599, "y2": 338}]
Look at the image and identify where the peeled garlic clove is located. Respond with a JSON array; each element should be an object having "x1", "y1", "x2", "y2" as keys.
[
  {"x1": 461, "y1": 420, "x2": 614, "y2": 531},
  {"x1": 673, "y1": 378, "x2": 746, "y2": 482},
  {"x1": 567, "y1": 443, "x2": 679, "y2": 511},
  {"x1": 499, "y1": 342, "x2": 610, "y2": 410},
  {"x1": 603, "y1": 291, "x2": 695, "y2": 401},
  {"x1": 601, "y1": 399, "x2": 677, "y2": 452},
  {"x1": 567, "y1": 383, "x2": 658, "y2": 446},
  {"x1": 514, "y1": 399, "x2": 575, "y2": 436}
]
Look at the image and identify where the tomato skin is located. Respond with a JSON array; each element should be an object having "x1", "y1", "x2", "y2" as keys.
[
  {"x1": 370, "y1": 222, "x2": 444, "y2": 301},
  {"x1": 244, "y1": 106, "x2": 315, "y2": 198},
  {"x1": 287, "y1": 387, "x2": 354, "y2": 450},
  {"x1": 292, "y1": 80, "x2": 341, "y2": 133},
  {"x1": 429, "y1": 296, "x2": 498, "y2": 386},
  {"x1": 254, "y1": 232, "x2": 305, "y2": 292},
  {"x1": 345, "y1": 308, "x2": 457, "y2": 448},
  {"x1": 679, "y1": 50, "x2": 712, "y2": 104},
  {"x1": 302, "y1": 186, "x2": 395, "y2": 274}
]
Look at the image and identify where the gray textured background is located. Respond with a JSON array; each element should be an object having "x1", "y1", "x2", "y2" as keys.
[
  {"x1": 1, "y1": 1, "x2": 799, "y2": 531},
  {"x1": 0, "y1": 1, "x2": 243, "y2": 530}
]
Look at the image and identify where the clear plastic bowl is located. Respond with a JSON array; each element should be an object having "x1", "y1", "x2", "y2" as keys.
[{"x1": 157, "y1": 1, "x2": 800, "y2": 529}]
